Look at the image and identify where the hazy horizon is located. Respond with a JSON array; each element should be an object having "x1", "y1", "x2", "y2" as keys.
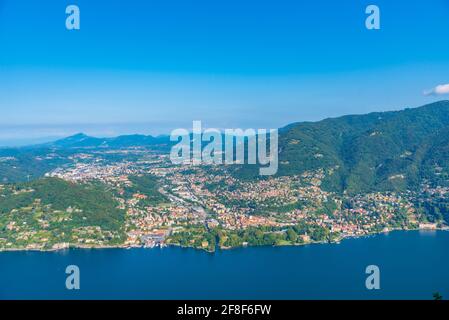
[
  {"x1": 1, "y1": 0, "x2": 449, "y2": 143},
  {"x1": 2, "y1": 99, "x2": 449, "y2": 147}
]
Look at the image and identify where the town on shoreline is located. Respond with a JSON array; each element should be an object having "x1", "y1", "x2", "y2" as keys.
[{"x1": 2, "y1": 144, "x2": 448, "y2": 253}]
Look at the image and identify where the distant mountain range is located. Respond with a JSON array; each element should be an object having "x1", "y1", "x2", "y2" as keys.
[
  {"x1": 46, "y1": 133, "x2": 171, "y2": 149},
  {"x1": 3, "y1": 100, "x2": 449, "y2": 195}
]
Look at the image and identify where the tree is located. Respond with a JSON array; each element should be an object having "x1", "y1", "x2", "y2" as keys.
[
  {"x1": 286, "y1": 228, "x2": 298, "y2": 242},
  {"x1": 433, "y1": 292, "x2": 443, "y2": 300}
]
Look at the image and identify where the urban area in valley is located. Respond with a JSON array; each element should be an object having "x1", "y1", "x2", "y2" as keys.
[{"x1": 1, "y1": 142, "x2": 448, "y2": 252}]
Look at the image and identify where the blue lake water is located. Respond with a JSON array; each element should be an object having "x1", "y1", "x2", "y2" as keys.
[{"x1": 0, "y1": 230, "x2": 448, "y2": 300}]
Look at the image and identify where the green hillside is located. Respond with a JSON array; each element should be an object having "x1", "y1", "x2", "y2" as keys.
[
  {"x1": 233, "y1": 100, "x2": 449, "y2": 194},
  {"x1": 0, "y1": 178, "x2": 125, "y2": 249},
  {"x1": 279, "y1": 100, "x2": 449, "y2": 194}
]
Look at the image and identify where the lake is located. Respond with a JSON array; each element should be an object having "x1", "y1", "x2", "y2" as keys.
[{"x1": 1, "y1": 230, "x2": 448, "y2": 300}]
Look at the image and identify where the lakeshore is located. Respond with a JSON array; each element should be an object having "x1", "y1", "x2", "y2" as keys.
[{"x1": 1, "y1": 226, "x2": 447, "y2": 253}]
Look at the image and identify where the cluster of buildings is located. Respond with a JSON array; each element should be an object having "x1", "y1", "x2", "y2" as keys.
[
  {"x1": 38, "y1": 148, "x2": 448, "y2": 250},
  {"x1": 47, "y1": 161, "x2": 137, "y2": 184}
]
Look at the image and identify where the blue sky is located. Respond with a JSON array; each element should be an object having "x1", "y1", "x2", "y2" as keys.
[{"x1": 1, "y1": 0, "x2": 449, "y2": 142}]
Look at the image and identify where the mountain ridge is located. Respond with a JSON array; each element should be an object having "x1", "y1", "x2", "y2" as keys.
[
  {"x1": 46, "y1": 133, "x2": 171, "y2": 149},
  {"x1": 275, "y1": 100, "x2": 449, "y2": 194},
  {"x1": 4, "y1": 100, "x2": 449, "y2": 195}
]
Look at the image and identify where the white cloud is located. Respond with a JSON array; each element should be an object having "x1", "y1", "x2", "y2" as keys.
[{"x1": 424, "y1": 83, "x2": 449, "y2": 96}]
